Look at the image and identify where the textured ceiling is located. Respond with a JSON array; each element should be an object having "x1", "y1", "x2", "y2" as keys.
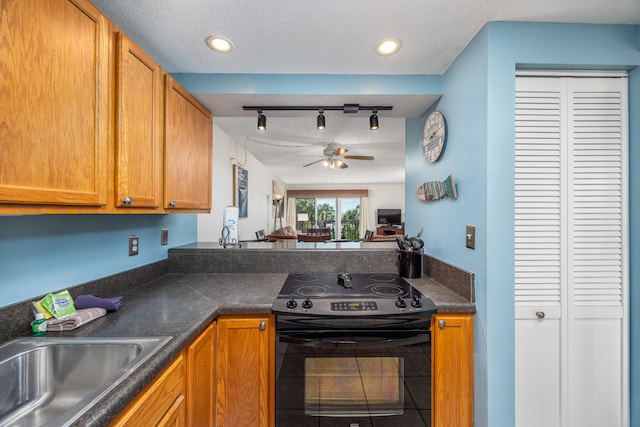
[{"x1": 91, "y1": 0, "x2": 640, "y2": 185}]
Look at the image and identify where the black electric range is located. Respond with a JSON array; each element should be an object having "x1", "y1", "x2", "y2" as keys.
[{"x1": 272, "y1": 273, "x2": 437, "y2": 318}]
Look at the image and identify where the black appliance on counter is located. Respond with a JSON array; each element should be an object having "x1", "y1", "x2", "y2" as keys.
[{"x1": 272, "y1": 273, "x2": 437, "y2": 426}]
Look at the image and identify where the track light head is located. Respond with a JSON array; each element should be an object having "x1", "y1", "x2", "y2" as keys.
[
  {"x1": 369, "y1": 109, "x2": 379, "y2": 131},
  {"x1": 317, "y1": 110, "x2": 325, "y2": 130},
  {"x1": 257, "y1": 110, "x2": 266, "y2": 131}
]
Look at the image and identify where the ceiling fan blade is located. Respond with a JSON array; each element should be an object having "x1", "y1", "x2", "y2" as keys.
[
  {"x1": 343, "y1": 155, "x2": 375, "y2": 161},
  {"x1": 332, "y1": 147, "x2": 348, "y2": 156},
  {"x1": 302, "y1": 159, "x2": 324, "y2": 167}
]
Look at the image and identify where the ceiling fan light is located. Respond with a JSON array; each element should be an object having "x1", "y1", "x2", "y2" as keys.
[
  {"x1": 317, "y1": 111, "x2": 325, "y2": 130},
  {"x1": 369, "y1": 112, "x2": 379, "y2": 131},
  {"x1": 257, "y1": 111, "x2": 266, "y2": 131},
  {"x1": 335, "y1": 158, "x2": 343, "y2": 167},
  {"x1": 322, "y1": 159, "x2": 330, "y2": 168}
]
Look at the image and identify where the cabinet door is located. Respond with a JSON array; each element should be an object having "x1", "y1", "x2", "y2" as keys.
[
  {"x1": 216, "y1": 315, "x2": 275, "y2": 427},
  {"x1": 187, "y1": 322, "x2": 216, "y2": 427},
  {"x1": 115, "y1": 32, "x2": 161, "y2": 209},
  {"x1": 164, "y1": 75, "x2": 212, "y2": 211},
  {"x1": 431, "y1": 313, "x2": 474, "y2": 427},
  {"x1": 109, "y1": 352, "x2": 186, "y2": 427},
  {"x1": 0, "y1": 0, "x2": 108, "y2": 208}
]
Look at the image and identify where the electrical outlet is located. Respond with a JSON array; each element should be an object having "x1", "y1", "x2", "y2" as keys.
[
  {"x1": 161, "y1": 228, "x2": 169, "y2": 245},
  {"x1": 466, "y1": 225, "x2": 476, "y2": 250},
  {"x1": 129, "y1": 235, "x2": 139, "y2": 256}
]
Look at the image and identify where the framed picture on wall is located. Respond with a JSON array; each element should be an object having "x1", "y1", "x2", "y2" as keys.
[{"x1": 233, "y1": 165, "x2": 248, "y2": 217}]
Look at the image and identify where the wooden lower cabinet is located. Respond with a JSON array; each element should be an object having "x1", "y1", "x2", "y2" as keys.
[
  {"x1": 431, "y1": 313, "x2": 474, "y2": 427},
  {"x1": 109, "y1": 352, "x2": 186, "y2": 427},
  {"x1": 216, "y1": 314, "x2": 275, "y2": 427},
  {"x1": 186, "y1": 322, "x2": 216, "y2": 427}
]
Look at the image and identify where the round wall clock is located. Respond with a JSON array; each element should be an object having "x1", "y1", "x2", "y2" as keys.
[{"x1": 422, "y1": 111, "x2": 446, "y2": 163}]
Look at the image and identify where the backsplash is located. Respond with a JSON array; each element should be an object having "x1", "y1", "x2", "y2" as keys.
[
  {"x1": 0, "y1": 261, "x2": 169, "y2": 343},
  {"x1": 423, "y1": 255, "x2": 475, "y2": 302},
  {"x1": 168, "y1": 245, "x2": 399, "y2": 274}
]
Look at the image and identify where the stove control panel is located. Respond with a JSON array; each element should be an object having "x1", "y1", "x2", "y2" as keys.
[{"x1": 331, "y1": 301, "x2": 378, "y2": 311}]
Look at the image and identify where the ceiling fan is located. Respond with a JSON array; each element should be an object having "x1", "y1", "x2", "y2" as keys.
[{"x1": 302, "y1": 143, "x2": 375, "y2": 169}]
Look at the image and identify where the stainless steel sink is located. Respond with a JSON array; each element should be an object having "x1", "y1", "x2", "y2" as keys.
[{"x1": 0, "y1": 336, "x2": 171, "y2": 427}]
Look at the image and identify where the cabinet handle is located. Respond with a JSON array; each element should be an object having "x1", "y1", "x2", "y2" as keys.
[
  {"x1": 122, "y1": 197, "x2": 132, "y2": 205},
  {"x1": 168, "y1": 201, "x2": 176, "y2": 208},
  {"x1": 259, "y1": 321, "x2": 266, "y2": 331},
  {"x1": 438, "y1": 319, "x2": 446, "y2": 329},
  {"x1": 536, "y1": 311, "x2": 545, "y2": 319}
]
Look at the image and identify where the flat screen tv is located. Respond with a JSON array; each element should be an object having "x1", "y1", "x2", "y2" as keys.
[{"x1": 377, "y1": 209, "x2": 402, "y2": 226}]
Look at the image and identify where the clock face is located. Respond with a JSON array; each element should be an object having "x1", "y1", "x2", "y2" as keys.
[{"x1": 422, "y1": 111, "x2": 446, "y2": 163}]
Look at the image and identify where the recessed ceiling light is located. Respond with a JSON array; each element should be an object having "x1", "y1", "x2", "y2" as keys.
[
  {"x1": 376, "y1": 38, "x2": 401, "y2": 56},
  {"x1": 206, "y1": 36, "x2": 233, "y2": 53}
]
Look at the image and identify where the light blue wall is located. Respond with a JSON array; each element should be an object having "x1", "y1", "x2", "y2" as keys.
[
  {"x1": 0, "y1": 215, "x2": 196, "y2": 308},
  {"x1": 405, "y1": 22, "x2": 640, "y2": 427},
  {"x1": 405, "y1": 27, "x2": 491, "y2": 426}
]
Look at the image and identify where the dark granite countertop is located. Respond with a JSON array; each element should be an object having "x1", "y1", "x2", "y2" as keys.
[
  {"x1": 2, "y1": 256, "x2": 475, "y2": 426},
  {"x1": 60, "y1": 272, "x2": 287, "y2": 427}
]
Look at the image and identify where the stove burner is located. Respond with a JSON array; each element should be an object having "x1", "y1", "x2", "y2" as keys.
[
  {"x1": 366, "y1": 284, "x2": 404, "y2": 297},
  {"x1": 369, "y1": 274, "x2": 397, "y2": 282},
  {"x1": 294, "y1": 274, "x2": 319, "y2": 283},
  {"x1": 273, "y1": 273, "x2": 437, "y2": 318},
  {"x1": 295, "y1": 285, "x2": 328, "y2": 297}
]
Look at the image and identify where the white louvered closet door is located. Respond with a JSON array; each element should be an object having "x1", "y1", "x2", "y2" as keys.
[{"x1": 515, "y1": 75, "x2": 628, "y2": 427}]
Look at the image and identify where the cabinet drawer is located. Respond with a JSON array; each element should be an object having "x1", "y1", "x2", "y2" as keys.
[{"x1": 110, "y1": 352, "x2": 186, "y2": 427}]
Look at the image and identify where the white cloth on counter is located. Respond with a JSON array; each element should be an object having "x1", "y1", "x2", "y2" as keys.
[{"x1": 46, "y1": 307, "x2": 107, "y2": 331}]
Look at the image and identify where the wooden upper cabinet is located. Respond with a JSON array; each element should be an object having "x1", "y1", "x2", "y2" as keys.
[
  {"x1": 114, "y1": 32, "x2": 161, "y2": 209},
  {"x1": 431, "y1": 313, "x2": 474, "y2": 427},
  {"x1": 164, "y1": 75, "x2": 212, "y2": 211},
  {"x1": 0, "y1": 0, "x2": 109, "y2": 208}
]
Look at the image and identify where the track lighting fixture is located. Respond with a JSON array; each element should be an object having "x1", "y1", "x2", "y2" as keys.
[
  {"x1": 369, "y1": 109, "x2": 379, "y2": 131},
  {"x1": 257, "y1": 110, "x2": 266, "y2": 131},
  {"x1": 243, "y1": 104, "x2": 392, "y2": 132},
  {"x1": 317, "y1": 110, "x2": 325, "y2": 130}
]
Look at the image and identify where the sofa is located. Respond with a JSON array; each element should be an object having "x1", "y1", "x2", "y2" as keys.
[{"x1": 267, "y1": 226, "x2": 299, "y2": 242}]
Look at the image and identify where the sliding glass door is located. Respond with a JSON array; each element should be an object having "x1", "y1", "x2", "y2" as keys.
[{"x1": 295, "y1": 197, "x2": 361, "y2": 239}]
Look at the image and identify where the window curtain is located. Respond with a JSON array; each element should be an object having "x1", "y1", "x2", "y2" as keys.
[
  {"x1": 360, "y1": 196, "x2": 371, "y2": 238},
  {"x1": 285, "y1": 197, "x2": 296, "y2": 228}
]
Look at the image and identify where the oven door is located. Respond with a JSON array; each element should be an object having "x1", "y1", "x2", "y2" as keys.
[{"x1": 276, "y1": 326, "x2": 431, "y2": 426}]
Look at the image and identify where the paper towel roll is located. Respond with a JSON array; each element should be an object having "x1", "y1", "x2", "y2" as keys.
[{"x1": 223, "y1": 206, "x2": 239, "y2": 242}]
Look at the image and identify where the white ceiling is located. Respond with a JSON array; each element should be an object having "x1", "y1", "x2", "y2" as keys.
[{"x1": 92, "y1": 0, "x2": 640, "y2": 185}]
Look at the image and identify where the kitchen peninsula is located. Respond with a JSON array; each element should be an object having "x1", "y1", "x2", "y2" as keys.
[{"x1": 0, "y1": 244, "x2": 475, "y2": 426}]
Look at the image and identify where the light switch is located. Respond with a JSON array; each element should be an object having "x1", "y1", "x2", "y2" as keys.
[{"x1": 466, "y1": 225, "x2": 476, "y2": 250}]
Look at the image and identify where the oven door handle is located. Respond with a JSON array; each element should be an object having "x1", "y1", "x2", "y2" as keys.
[{"x1": 278, "y1": 332, "x2": 429, "y2": 350}]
